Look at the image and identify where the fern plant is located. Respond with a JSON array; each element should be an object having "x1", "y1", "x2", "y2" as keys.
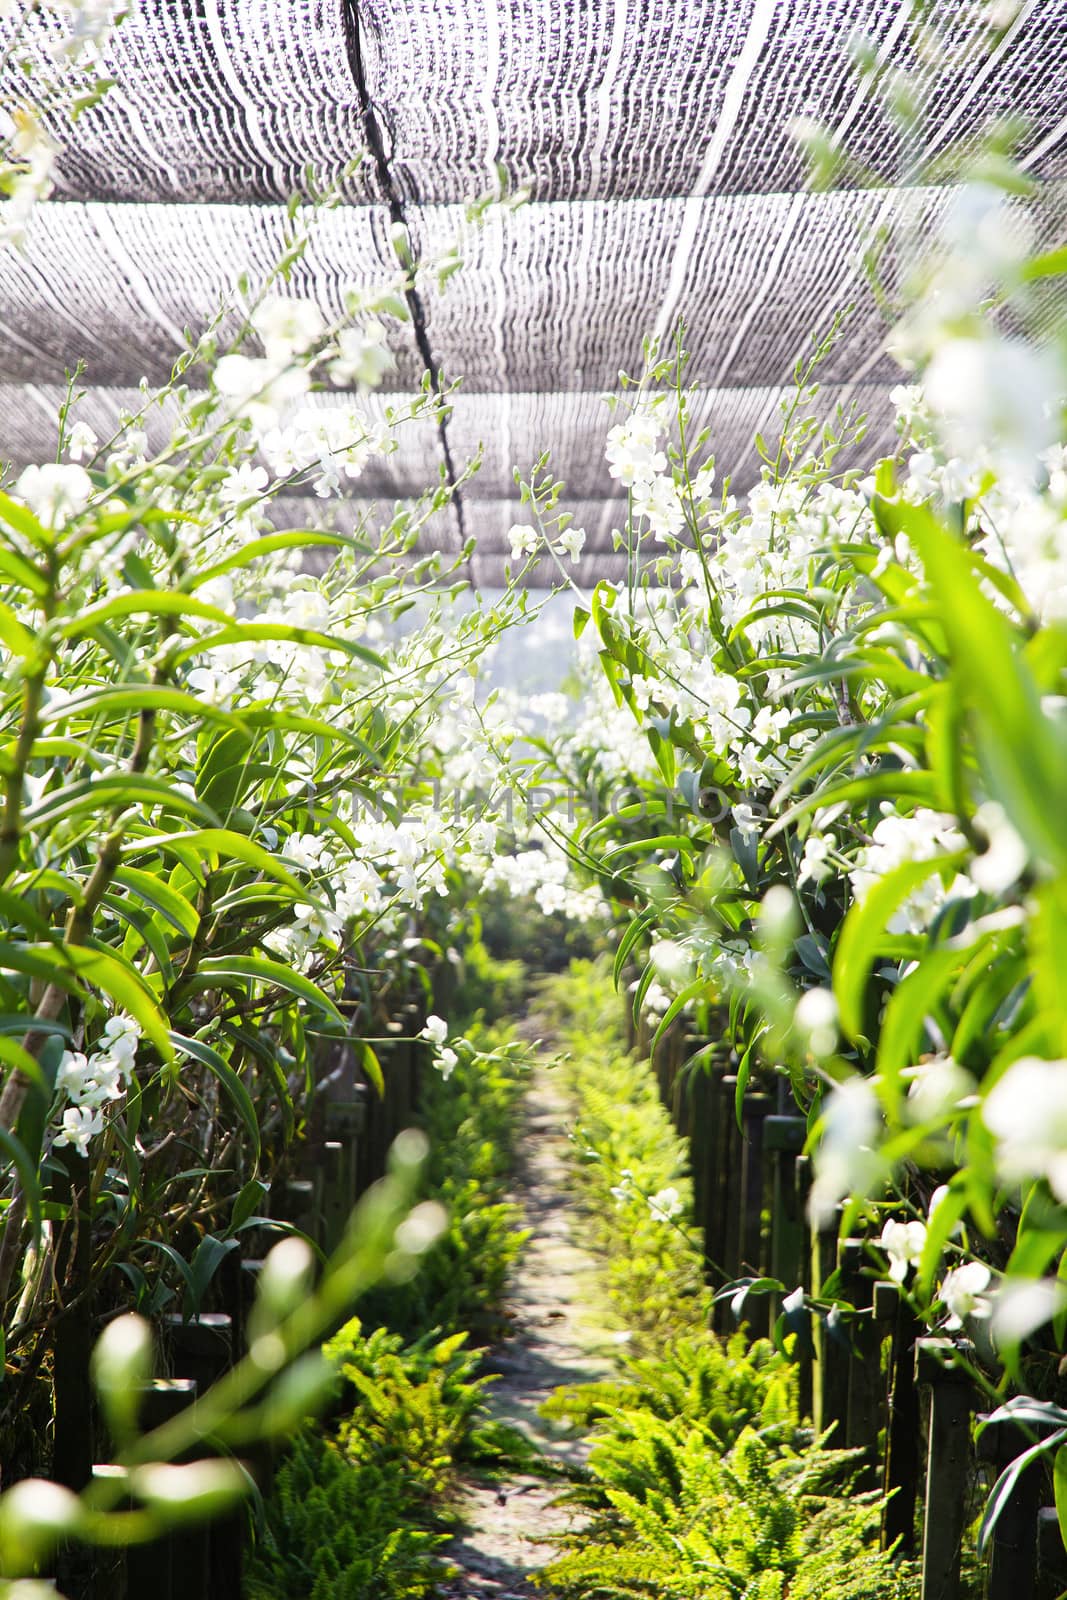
[
  {"x1": 247, "y1": 1319, "x2": 498, "y2": 1598},
  {"x1": 327, "y1": 1320, "x2": 492, "y2": 1499},
  {"x1": 543, "y1": 1331, "x2": 798, "y2": 1454},
  {"x1": 248, "y1": 1023, "x2": 535, "y2": 1598},
  {"x1": 572, "y1": 1057, "x2": 704, "y2": 1328},
  {"x1": 244, "y1": 1428, "x2": 447, "y2": 1600},
  {"x1": 360, "y1": 1021, "x2": 531, "y2": 1340},
  {"x1": 543, "y1": 1424, "x2": 918, "y2": 1599},
  {"x1": 537, "y1": 963, "x2": 918, "y2": 1600}
]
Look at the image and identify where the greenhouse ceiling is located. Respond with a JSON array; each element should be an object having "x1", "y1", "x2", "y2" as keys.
[{"x1": 1, "y1": 0, "x2": 1065, "y2": 587}]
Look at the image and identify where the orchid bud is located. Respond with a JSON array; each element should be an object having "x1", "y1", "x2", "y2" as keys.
[
  {"x1": 130, "y1": 1460, "x2": 248, "y2": 1525},
  {"x1": 91, "y1": 1314, "x2": 153, "y2": 1444},
  {"x1": 258, "y1": 1352, "x2": 336, "y2": 1436},
  {"x1": 388, "y1": 222, "x2": 412, "y2": 268},
  {"x1": 0, "y1": 1479, "x2": 83, "y2": 1575},
  {"x1": 248, "y1": 1236, "x2": 314, "y2": 1344},
  {"x1": 759, "y1": 884, "x2": 797, "y2": 944},
  {"x1": 389, "y1": 1127, "x2": 428, "y2": 1175},
  {"x1": 385, "y1": 1199, "x2": 449, "y2": 1283}
]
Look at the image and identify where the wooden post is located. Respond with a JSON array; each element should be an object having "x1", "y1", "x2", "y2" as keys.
[
  {"x1": 347, "y1": 1084, "x2": 373, "y2": 1199},
  {"x1": 648, "y1": 1022, "x2": 661, "y2": 1103},
  {"x1": 358, "y1": 1050, "x2": 389, "y2": 1186},
  {"x1": 126, "y1": 1379, "x2": 209, "y2": 1599},
  {"x1": 708, "y1": 1070, "x2": 738, "y2": 1330},
  {"x1": 90, "y1": 1465, "x2": 130, "y2": 1600},
  {"x1": 979, "y1": 1417, "x2": 1041, "y2": 1600},
  {"x1": 879, "y1": 1282, "x2": 922, "y2": 1557},
  {"x1": 273, "y1": 1176, "x2": 317, "y2": 1236},
  {"x1": 700, "y1": 1064, "x2": 727, "y2": 1281},
  {"x1": 219, "y1": 1242, "x2": 248, "y2": 1353},
  {"x1": 667, "y1": 1027, "x2": 681, "y2": 1119},
  {"x1": 684, "y1": 1038, "x2": 711, "y2": 1220},
  {"x1": 687, "y1": 1064, "x2": 708, "y2": 1220},
  {"x1": 1036, "y1": 1507, "x2": 1067, "y2": 1600},
  {"x1": 379, "y1": 1034, "x2": 397, "y2": 1154},
  {"x1": 687, "y1": 1068, "x2": 703, "y2": 1218},
  {"x1": 320, "y1": 1140, "x2": 348, "y2": 1254},
  {"x1": 765, "y1": 1114, "x2": 805, "y2": 1326},
  {"x1": 623, "y1": 988, "x2": 637, "y2": 1052},
  {"x1": 739, "y1": 1093, "x2": 771, "y2": 1336},
  {"x1": 325, "y1": 1098, "x2": 364, "y2": 1213},
  {"x1": 163, "y1": 1313, "x2": 232, "y2": 1395},
  {"x1": 915, "y1": 1338, "x2": 974, "y2": 1600},
  {"x1": 635, "y1": 1011, "x2": 651, "y2": 1061},
  {"x1": 52, "y1": 1166, "x2": 93, "y2": 1494},
  {"x1": 139, "y1": 1376, "x2": 199, "y2": 1429},
  {"x1": 396, "y1": 1005, "x2": 420, "y2": 1134},
  {"x1": 794, "y1": 1154, "x2": 814, "y2": 1421},
  {"x1": 739, "y1": 1094, "x2": 770, "y2": 1269},
  {"x1": 408, "y1": 1035, "x2": 424, "y2": 1117},
  {"x1": 721, "y1": 1076, "x2": 742, "y2": 1284},
  {"x1": 671, "y1": 1034, "x2": 690, "y2": 1137},
  {"x1": 52, "y1": 1153, "x2": 95, "y2": 1600},
  {"x1": 163, "y1": 1315, "x2": 243, "y2": 1600},
  {"x1": 793, "y1": 1155, "x2": 813, "y2": 1294},
  {"x1": 811, "y1": 1213, "x2": 848, "y2": 1444},
  {"x1": 239, "y1": 1257, "x2": 263, "y2": 1323},
  {"x1": 838, "y1": 1239, "x2": 882, "y2": 1490},
  {"x1": 430, "y1": 953, "x2": 457, "y2": 1021},
  {"x1": 395, "y1": 1036, "x2": 413, "y2": 1134}
]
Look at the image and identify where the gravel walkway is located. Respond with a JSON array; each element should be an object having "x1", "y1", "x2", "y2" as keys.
[{"x1": 437, "y1": 1056, "x2": 616, "y2": 1598}]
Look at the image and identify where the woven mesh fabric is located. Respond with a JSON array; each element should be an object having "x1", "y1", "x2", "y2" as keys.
[
  {"x1": 7, "y1": 1, "x2": 1067, "y2": 206},
  {"x1": 1, "y1": 1, "x2": 1066, "y2": 585}
]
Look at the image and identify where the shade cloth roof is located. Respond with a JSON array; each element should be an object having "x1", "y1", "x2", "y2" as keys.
[{"x1": 1, "y1": 1, "x2": 1066, "y2": 586}]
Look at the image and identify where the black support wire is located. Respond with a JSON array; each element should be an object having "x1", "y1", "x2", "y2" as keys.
[{"x1": 340, "y1": 0, "x2": 473, "y2": 577}]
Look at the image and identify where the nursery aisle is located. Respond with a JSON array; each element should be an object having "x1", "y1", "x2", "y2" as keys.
[{"x1": 438, "y1": 1049, "x2": 615, "y2": 1599}]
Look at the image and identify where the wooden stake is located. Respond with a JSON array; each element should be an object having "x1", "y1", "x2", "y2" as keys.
[
  {"x1": 125, "y1": 1380, "x2": 208, "y2": 1599},
  {"x1": 880, "y1": 1284, "x2": 922, "y2": 1557},
  {"x1": 739, "y1": 1093, "x2": 771, "y2": 1336},
  {"x1": 765, "y1": 1114, "x2": 805, "y2": 1327},
  {"x1": 980, "y1": 1416, "x2": 1041, "y2": 1600},
  {"x1": 811, "y1": 1215, "x2": 848, "y2": 1444},
  {"x1": 915, "y1": 1338, "x2": 973, "y2": 1600},
  {"x1": 163, "y1": 1315, "x2": 243, "y2": 1600}
]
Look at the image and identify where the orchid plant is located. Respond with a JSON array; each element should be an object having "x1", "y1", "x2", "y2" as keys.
[
  {"x1": 0, "y1": 10, "x2": 576, "y2": 1575},
  {"x1": 513, "y1": 135, "x2": 1067, "y2": 1540}
]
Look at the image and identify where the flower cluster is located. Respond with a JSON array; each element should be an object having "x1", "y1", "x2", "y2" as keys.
[
  {"x1": 849, "y1": 807, "x2": 972, "y2": 934},
  {"x1": 606, "y1": 407, "x2": 688, "y2": 541},
  {"x1": 508, "y1": 521, "x2": 587, "y2": 567},
  {"x1": 211, "y1": 298, "x2": 403, "y2": 454},
  {"x1": 14, "y1": 461, "x2": 94, "y2": 528},
  {"x1": 0, "y1": 106, "x2": 57, "y2": 249},
  {"x1": 52, "y1": 1016, "x2": 141, "y2": 1156},
  {"x1": 982, "y1": 1057, "x2": 1067, "y2": 1204},
  {"x1": 14, "y1": 0, "x2": 126, "y2": 63},
  {"x1": 482, "y1": 841, "x2": 607, "y2": 924},
  {"x1": 1, "y1": 2, "x2": 130, "y2": 248},
  {"x1": 419, "y1": 1014, "x2": 458, "y2": 1080},
  {"x1": 647, "y1": 1185, "x2": 684, "y2": 1222},
  {"x1": 261, "y1": 402, "x2": 386, "y2": 498}
]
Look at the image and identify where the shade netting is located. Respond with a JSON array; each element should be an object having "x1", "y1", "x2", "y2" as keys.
[{"x1": 1, "y1": 0, "x2": 1065, "y2": 584}]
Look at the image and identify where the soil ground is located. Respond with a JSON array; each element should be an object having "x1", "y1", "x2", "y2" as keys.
[{"x1": 437, "y1": 1055, "x2": 616, "y2": 1598}]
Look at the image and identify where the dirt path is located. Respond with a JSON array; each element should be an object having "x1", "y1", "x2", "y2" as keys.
[{"x1": 437, "y1": 1055, "x2": 616, "y2": 1598}]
